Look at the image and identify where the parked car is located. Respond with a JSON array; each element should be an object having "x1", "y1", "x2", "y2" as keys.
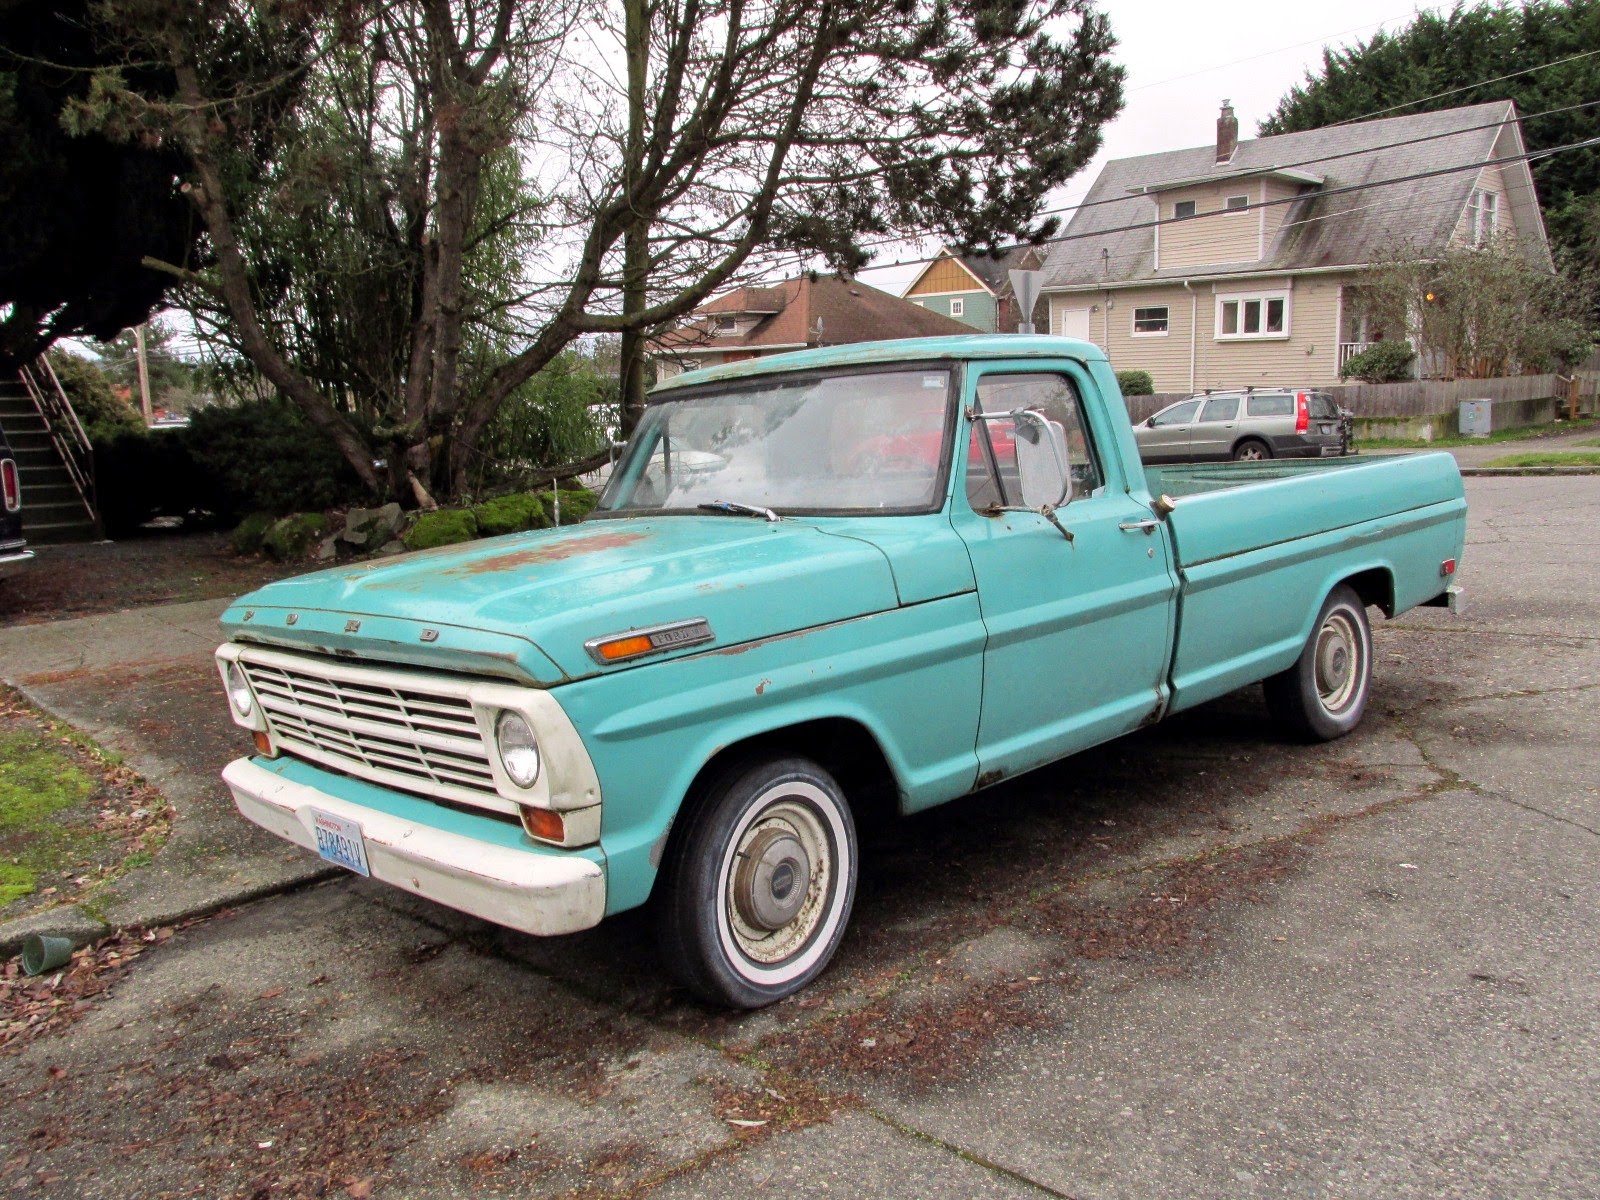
[
  {"x1": 215, "y1": 337, "x2": 1465, "y2": 1008},
  {"x1": 1135, "y1": 388, "x2": 1347, "y2": 462},
  {"x1": 0, "y1": 424, "x2": 32, "y2": 581}
]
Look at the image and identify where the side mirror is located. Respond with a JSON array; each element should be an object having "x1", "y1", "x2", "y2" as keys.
[
  {"x1": 1145, "y1": 416, "x2": 1156, "y2": 427},
  {"x1": 1011, "y1": 409, "x2": 1072, "y2": 509}
]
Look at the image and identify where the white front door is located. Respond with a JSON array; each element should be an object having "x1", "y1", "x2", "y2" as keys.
[{"x1": 1056, "y1": 306, "x2": 1092, "y2": 341}]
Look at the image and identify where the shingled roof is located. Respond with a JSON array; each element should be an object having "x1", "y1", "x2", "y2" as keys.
[
  {"x1": 656, "y1": 274, "x2": 970, "y2": 354},
  {"x1": 1041, "y1": 101, "x2": 1545, "y2": 291}
]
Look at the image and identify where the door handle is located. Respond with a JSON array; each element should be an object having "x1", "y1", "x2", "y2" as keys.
[{"x1": 1119, "y1": 519, "x2": 1160, "y2": 534}]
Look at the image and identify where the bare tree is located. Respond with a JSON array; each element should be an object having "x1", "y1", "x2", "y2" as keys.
[
  {"x1": 81, "y1": 0, "x2": 1123, "y2": 502},
  {"x1": 1351, "y1": 237, "x2": 1595, "y2": 379}
]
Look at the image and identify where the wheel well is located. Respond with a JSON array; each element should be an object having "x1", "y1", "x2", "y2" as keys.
[
  {"x1": 1233, "y1": 436, "x2": 1270, "y2": 454},
  {"x1": 1341, "y1": 567, "x2": 1395, "y2": 617},
  {"x1": 657, "y1": 719, "x2": 900, "y2": 889}
]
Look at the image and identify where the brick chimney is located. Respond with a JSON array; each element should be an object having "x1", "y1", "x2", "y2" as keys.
[{"x1": 1216, "y1": 100, "x2": 1238, "y2": 163}]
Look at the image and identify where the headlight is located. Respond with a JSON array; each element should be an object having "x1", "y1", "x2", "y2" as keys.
[
  {"x1": 225, "y1": 661, "x2": 255, "y2": 718},
  {"x1": 495, "y1": 710, "x2": 541, "y2": 789}
]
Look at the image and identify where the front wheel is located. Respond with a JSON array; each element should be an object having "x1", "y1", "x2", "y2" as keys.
[
  {"x1": 656, "y1": 755, "x2": 858, "y2": 1008},
  {"x1": 1263, "y1": 584, "x2": 1373, "y2": 741}
]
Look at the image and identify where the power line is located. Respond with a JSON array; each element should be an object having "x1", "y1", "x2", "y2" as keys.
[
  {"x1": 1128, "y1": 10, "x2": 1423, "y2": 93},
  {"x1": 1327, "y1": 46, "x2": 1600, "y2": 126},
  {"x1": 855, "y1": 95, "x2": 1600, "y2": 273}
]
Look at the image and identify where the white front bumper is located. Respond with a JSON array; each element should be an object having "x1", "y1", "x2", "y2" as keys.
[{"x1": 222, "y1": 757, "x2": 606, "y2": 936}]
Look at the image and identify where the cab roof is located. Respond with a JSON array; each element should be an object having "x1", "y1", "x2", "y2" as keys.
[{"x1": 651, "y1": 335, "x2": 1109, "y2": 394}]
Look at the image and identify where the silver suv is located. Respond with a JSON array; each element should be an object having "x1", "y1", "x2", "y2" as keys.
[{"x1": 1134, "y1": 388, "x2": 1346, "y2": 463}]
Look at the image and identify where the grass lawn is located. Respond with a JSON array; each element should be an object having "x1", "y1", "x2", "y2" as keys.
[
  {"x1": 0, "y1": 687, "x2": 171, "y2": 918},
  {"x1": 1358, "y1": 417, "x2": 1599, "y2": 451},
  {"x1": 1481, "y1": 452, "x2": 1600, "y2": 468}
]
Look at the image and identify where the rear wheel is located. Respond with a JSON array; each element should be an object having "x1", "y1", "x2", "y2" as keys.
[
  {"x1": 1233, "y1": 438, "x2": 1272, "y2": 461},
  {"x1": 656, "y1": 755, "x2": 857, "y2": 1009},
  {"x1": 1263, "y1": 584, "x2": 1373, "y2": 741}
]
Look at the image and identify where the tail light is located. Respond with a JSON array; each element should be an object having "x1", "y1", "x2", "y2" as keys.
[
  {"x1": 1, "y1": 458, "x2": 18, "y2": 513},
  {"x1": 1295, "y1": 392, "x2": 1309, "y2": 434}
]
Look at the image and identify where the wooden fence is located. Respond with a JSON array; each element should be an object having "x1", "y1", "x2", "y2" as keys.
[{"x1": 1121, "y1": 371, "x2": 1600, "y2": 423}]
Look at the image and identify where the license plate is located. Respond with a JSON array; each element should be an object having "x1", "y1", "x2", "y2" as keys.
[{"x1": 310, "y1": 808, "x2": 371, "y2": 877}]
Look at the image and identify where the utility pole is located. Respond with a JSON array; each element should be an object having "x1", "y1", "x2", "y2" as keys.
[
  {"x1": 133, "y1": 324, "x2": 153, "y2": 423},
  {"x1": 617, "y1": 0, "x2": 649, "y2": 438}
]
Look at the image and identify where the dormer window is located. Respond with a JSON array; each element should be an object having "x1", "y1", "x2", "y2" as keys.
[
  {"x1": 716, "y1": 315, "x2": 738, "y2": 334},
  {"x1": 1173, "y1": 200, "x2": 1197, "y2": 220}
]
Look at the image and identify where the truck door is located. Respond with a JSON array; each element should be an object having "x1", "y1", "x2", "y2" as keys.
[{"x1": 953, "y1": 364, "x2": 1179, "y2": 781}]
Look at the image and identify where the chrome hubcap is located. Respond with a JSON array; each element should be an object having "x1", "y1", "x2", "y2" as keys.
[
  {"x1": 1315, "y1": 611, "x2": 1362, "y2": 713},
  {"x1": 733, "y1": 827, "x2": 811, "y2": 931},
  {"x1": 723, "y1": 796, "x2": 833, "y2": 967}
]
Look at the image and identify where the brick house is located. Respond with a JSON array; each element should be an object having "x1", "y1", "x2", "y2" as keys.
[
  {"x1": 654, "y1": 274, "x2": 969, "y2": 379},
  {"x1": 1039, "y1": 101, "x2": 1552, "y2": 393}
]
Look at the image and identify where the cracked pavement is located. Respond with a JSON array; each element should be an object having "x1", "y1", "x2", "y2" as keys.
[{"x1": 2, "y1": 476, "x2": 1597, "y2": 1198}]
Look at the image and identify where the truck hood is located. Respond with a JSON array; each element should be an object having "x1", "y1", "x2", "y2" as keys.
[{"x1": 221, "y1": 517, "x2": 901, "y2": 686}]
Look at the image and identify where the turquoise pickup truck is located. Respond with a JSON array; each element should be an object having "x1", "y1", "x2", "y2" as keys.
[{"x1": 215, "y1": 336, "x2": 1466, "y2": 1007}]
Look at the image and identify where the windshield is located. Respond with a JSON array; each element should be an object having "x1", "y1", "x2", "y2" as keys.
[{"x1": 597, "y1": 367, "x2": 954, "y2": 515}]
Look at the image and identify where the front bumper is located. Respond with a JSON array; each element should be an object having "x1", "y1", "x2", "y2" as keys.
[
  {"x1": 222, "y1": 757, "x2": 606, "y2": 935},
  {"x1": 0, "y1": 546, "x2": 32, "y2": 580}
]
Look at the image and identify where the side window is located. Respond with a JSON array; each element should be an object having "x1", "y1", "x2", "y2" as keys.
[
  {"x1": 1247, "y1": 394, "x2": 1293, "y2": 417},
  {"x1": 1198, "y1": 397, "x2": 1240, "y2": 422},
  {"x1": 966, "y1": 373, "x2": 1102, "y2": 511},
  {"x1": 1151, "y1": 400, "x2": 1201, "y2": 427}
]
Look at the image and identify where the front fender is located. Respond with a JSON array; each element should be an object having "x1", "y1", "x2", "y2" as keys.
[{"x1": 556, "y1": 595, "x2": 987, "y2": 914}]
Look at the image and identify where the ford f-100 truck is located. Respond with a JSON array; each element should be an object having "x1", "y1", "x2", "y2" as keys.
[{"x1": 216, "y1": 336, "x2": 1466, "y2": 1007}]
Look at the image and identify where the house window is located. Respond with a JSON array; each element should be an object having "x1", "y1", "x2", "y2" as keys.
[
  {"x1": 1216, "y1": 291, "x2": 1289, "y2": 340},
  {"x1": 1225, "y1": 195, "x2": 1249, "y2": 212},
  {"x1": 716, "y1": 315, "x2": 737, "y2": 334},
  {"x1": 1173, "y1": 200, "x2": 1197, "y2": 220},
  {"x1": 1466, "y1": 189, "x2": 1499, "y2": 246},
  {"x1": 1132, "y1": 306, "x2": 1169, "y2": 336},
  {"x1": 949, "y1": 298, "x2": 965, "y2": 317}
]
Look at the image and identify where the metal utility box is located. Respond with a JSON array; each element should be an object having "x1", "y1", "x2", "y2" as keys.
[{"x1": 1459, "y1": 399, "x2": 1493, "y2": 437}]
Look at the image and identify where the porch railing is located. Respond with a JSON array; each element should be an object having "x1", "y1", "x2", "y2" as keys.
[
  {"x1": 1337, "y1": 341, "x2": 1376, "y2": 371},
  {"x1": 18, "y1": 356, "x2": 99, "y2": 530}
]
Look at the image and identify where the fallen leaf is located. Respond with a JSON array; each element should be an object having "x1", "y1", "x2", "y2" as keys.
[{"x1": 258, "y1": 987, "x2": 285, "y2": 1000}]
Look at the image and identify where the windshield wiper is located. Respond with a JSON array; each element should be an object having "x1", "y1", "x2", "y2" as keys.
[{"x1": 697, "y1": 500, "x2": 781, "y2": 522}]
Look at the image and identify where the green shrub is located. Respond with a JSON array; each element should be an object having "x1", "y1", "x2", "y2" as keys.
[
  {"x1": 1339, "y1": 340, "x2": 1415, "y2": 383},
  {"x1": 261, "y1": 513, "x2": 330, "y2": 561},
  {"x1": 552, "y1": 487, "x2": 598, "y2": 524},
  {"x1": 1114, "y1": 369, "x2": 1155, "y2": 396},
  {"x1": 472, "y1": 492, "x2": 546, "y2": 537},
  {"x1": 182, "y1": 398, "x2": 367, "y2": 521},
  {"x1": 48, "y1": 351, "x2": 142, "y2": 440},
  {"x1": 230, "y1": 512, "x2": 277, "y2": 556},
  {"x1": 402, "y1": 509, "x2": 479, "y2": 551}
]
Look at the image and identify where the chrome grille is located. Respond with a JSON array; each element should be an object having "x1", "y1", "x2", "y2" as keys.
[{"x1": 239, "y1": 654, "x2": 513, "y2": 813}]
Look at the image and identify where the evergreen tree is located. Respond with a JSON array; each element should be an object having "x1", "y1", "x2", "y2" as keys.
[{"x1": 1261, "y1": 0, "x2": 1600, "y2": 257}]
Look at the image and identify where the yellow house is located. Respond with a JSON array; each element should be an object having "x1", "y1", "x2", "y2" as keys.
[{"x1": 1041, "y1": 101, "x2": 1550, "y2": 393}]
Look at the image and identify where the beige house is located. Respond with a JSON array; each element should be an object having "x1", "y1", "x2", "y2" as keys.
[{"x1": 1040, "y1": 101, "x2": 1551, "y2": 393}]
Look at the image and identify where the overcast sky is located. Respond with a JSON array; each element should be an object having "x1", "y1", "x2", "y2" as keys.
[{"x1": 859, "y1": 0, "x2": 1456, "y2": 295}]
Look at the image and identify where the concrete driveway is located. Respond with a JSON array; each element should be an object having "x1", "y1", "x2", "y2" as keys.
[{"x1": 2, "y1": 477, "x2": 1597, "y2": 1199}]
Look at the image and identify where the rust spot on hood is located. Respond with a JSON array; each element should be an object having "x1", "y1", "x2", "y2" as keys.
[{"x1": 438, "y1": 531, "x2": 648, "y2": 576}]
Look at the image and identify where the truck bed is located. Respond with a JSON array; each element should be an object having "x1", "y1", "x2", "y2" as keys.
[{"x1": 1144, "y1": 452, "x2": 1467, "y2": 715}]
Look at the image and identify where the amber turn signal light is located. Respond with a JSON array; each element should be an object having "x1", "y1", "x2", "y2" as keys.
[
  {"x1": 595, "y1": 634, "x2": 655, "y2": 661},
  {"x1": 519, "y1": 805, "x2": 566, "y2": 844},
  {"x1": 253, "y1": 731, "x2": 274, "y2": 756}
]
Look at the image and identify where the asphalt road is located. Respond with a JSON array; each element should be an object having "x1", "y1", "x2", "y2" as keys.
[{"x1": 3, "y1": 476, "x2": 1598, "y2": 1199}]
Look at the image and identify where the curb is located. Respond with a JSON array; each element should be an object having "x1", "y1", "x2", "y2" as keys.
[
  {"x1": 1457, "y1": 465, "x2": 1600, "y2": 476},
  {"x1": 0, "y1": 866, "x2": 341, "y2": 961}
]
